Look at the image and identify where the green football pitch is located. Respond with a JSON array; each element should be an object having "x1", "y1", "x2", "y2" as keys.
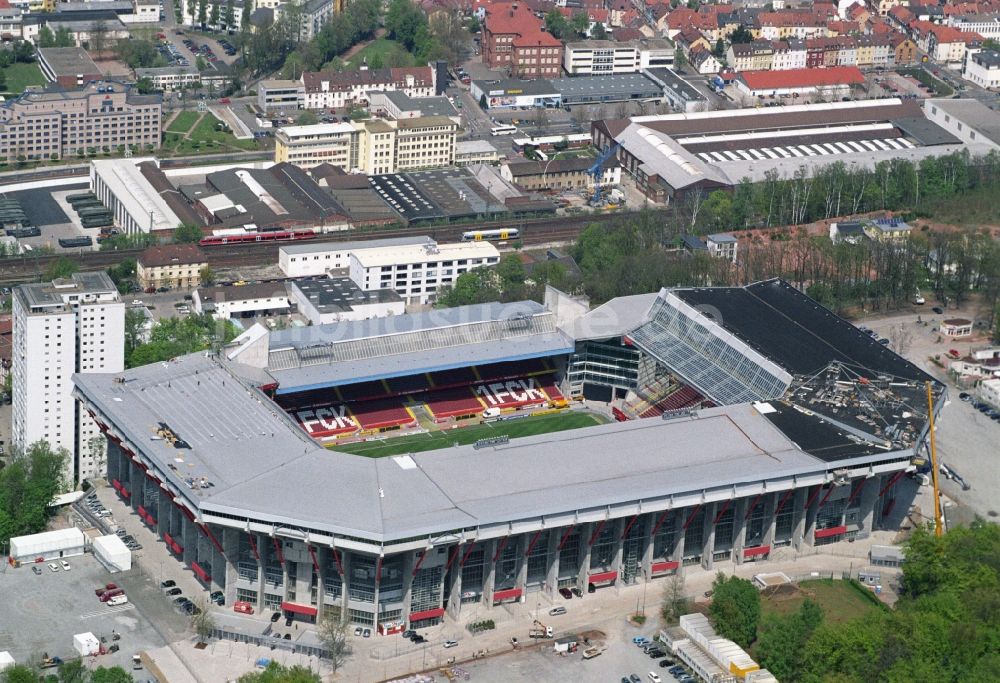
[{"x1": 332, "y1": 411, "x2": 609, "y2": 458}]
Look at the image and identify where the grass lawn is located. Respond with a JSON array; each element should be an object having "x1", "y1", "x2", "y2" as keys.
[
  {"x1": 334, "y1": 411, "x2": 609, "y2": 458},
  {"x1": 166, "y1": 110, "x2": 200, "y2": 134},
  {"x1": 2, "y1": 62, "x2": 45, "y2": 94},
  {"x1": 761, "y1": 579, "x2": 882, "y2": 625},
  {"x1": 346, "y1": 38, "x2": 414, "y2": 69},
  {"x1": 165, "y1": 112, "x2": 259, "y2": 154}
]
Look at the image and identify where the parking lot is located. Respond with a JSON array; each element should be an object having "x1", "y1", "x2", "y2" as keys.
[
  {"x1": 439, "y1": 630, "x2": 688, "y2": 683},
  {"x1": 1, "y1": 182, "x2": 109, "y2": 253},
  {"x1": 0, "y1": 552, "x2": 175, "y2": 672}
]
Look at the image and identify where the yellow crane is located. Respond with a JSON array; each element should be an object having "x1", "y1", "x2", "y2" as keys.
[{"x1": 925, "y1": 381, "x2": 943, "y2": 537}]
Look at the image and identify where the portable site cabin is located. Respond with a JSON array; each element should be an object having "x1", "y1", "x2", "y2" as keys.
[
  {"x1": 93, "y1": 535, "x2": 132, "y2": 573},
  {"x1": 9, "y1": 528, "x2": 86, "y2": 563},
  {"x1": 73, "y1": 633, "x2": 100, "y2": 657}
]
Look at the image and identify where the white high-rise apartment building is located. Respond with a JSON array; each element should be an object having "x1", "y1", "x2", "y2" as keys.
[{"x1": 12, "y1": 272, "x2": 124, "y2": 490}]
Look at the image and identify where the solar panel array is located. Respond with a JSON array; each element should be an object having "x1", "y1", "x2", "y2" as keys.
[{"x1": 695, "y1": 137, "x2": 914, "y2": 163}]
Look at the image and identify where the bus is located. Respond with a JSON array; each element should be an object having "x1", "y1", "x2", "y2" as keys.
[{"x1": 491, "y1": 124, "x2": 517, "y2": 136}]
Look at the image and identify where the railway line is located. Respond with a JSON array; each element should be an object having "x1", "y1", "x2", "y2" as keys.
[{"x1": 0, "y1": 212, "x2": 624, "y2": 286}]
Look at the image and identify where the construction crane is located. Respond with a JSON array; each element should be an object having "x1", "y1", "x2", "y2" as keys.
[
  {"x1": 588, "y1": 143, "x2": 620, "y2": 207},
  {"x1": 925, "y1": 381, "x2": 943, "y2": 537}
]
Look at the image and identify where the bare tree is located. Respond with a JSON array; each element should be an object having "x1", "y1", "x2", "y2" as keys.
[
  {"x1": 661, "y1": 574, "x2": 689, "y2": 625},
  {"x1": 316, "y1": 609, "x2": 351, "y2": 674},
  {"x1": 887, "y1": 323, "x2": 914, "y2": 355},
  {"x1": 191, "y1": 601, "x2": 216, "y2": 644},
  {"x1": 532, "y1": 106, "x2": 548, "y2": 129}
]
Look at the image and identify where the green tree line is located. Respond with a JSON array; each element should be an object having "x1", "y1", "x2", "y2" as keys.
[
  {"x1": 0, "y1": 441, "x2": 67, "y2": 546},
  {"x1": 126, "y1": 313, "x2": 240, "y2": 368}
]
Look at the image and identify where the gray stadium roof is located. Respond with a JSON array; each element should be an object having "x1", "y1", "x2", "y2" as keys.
[
  {"x1": 74, "y1": 352, "x2": 901, "y2": 542},
  {"x1": 266, "y1": 301, "x2": 575, "y2": 391},
  {"x1": 560, "y1": 292, "x2": 658, "y2": 341}
]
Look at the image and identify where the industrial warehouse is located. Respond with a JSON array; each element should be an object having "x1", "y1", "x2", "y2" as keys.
[
  {"x1": 593, "y1": 98, "x2": 998, "y2": 203},
  {"x1": 73, "y1": 280, "x2": 940, "y2": 634}
]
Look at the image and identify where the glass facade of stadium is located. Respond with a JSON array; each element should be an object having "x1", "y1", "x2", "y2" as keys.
[{"x1": 104, "y1": 438, "x2": 913, "y2": 630}]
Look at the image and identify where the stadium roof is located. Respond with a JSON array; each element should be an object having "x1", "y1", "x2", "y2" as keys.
[
  {"x1": 265, "y1": 301, "x2": 574, "y2": 392},
  {"x1": 74, "y1": 353, "x2": 912, "y2": 542},
  {"x1": 561, "y1": 292, "x2": 658, "y2": 341}
]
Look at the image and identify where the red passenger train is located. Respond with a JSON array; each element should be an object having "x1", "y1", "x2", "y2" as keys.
[{"x1": 198, "y1": 229, "x2": 316, "y2": 247}]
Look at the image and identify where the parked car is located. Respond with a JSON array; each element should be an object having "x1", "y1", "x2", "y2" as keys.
[
  {"x1": 558, "y1": 587, "x2": 573, "y2": 599},
  {"x1": 166, "y1": 588, "x2": 182, "y2": 596},
  {"x1": 648, "y1": 674, "x2": 662, "y2": 683},
  {"x1": 271, "y1": 612, "x2": 283, "y2": 623},
  {"x1": 60, "y1": 560, "x2": 71, "y2": 571},
  {"x1": 932, "y1": 306, "x2": 944, "y2": 314},
  {"x1": 362, "y1": 628, "x2": 371, "y2": 638},
  {"x1": 629, "y1": 675, "x2": 642, "y2": 683},
  {"x1": 354, "y1": 627, "x2": 363, "y2": 636},
  {"x1": 443, "y1": 640, "x2": 458, "y2": 648},
  {"x1": 210, "y1": 591, "x2": 225, "y2": 605},
  {"x1": 402, "y1": 630, "x2": 415, "y2": 638},
  {"x1": 633, "y1": 636, "x2": 651, "y2": 646},
  {"x1": 549, "y1": 606, "x2": 567, "y2": 616},
  {"x1": 32, "y1": 566, "x2": 42, "y2": 575},
  {"x1": 412, "y1": 635, "x2": 426, "y2": 644}
]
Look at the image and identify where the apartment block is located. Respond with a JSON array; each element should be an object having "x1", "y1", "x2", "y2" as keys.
[
  {"x1": 0, "y1": 81, "x2": 161, "y2": 163},
  {"x1": 349, "y1": 241, "x2": 500, "y2": 305},
  {"x1": 274, "y1": 116, "x2": 458, "y2": 173},
  {"x1": 300, "y1": 67, "x2": 436, "y2": 111},
  {"x1": 12, "y1": 272, "x2": 124, "y2": 490}
]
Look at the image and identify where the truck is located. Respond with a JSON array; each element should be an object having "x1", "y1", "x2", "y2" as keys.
[
  {"x1": 582, "y1": 646, "x2": 604, "y2": 659},
  {"x1": 529, "y1": 619, "x2": 553, "y2": 639}
]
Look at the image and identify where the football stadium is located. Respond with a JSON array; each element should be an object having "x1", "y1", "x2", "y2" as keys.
[{"x1": 74, "y1": 279, "x2": 941, "y2": 634}]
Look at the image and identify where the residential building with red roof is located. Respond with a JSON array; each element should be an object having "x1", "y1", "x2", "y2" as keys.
[
  {"x1": 482, "y1": 2, "x2": 563, "y2": 79},
  {"x1": 911, "y1": 20, "x2": 983, "y2": 63},
  {"x1": 300, "y1": 67, "x2": 436, "y2": 110}
]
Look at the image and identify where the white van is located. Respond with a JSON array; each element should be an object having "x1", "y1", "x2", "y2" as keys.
[{"x1": 108, "y1": 594, "x2": 129, "y2": 606}]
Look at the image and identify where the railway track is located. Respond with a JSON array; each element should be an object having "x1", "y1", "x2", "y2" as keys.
[{"x1": 0, "y1": 212, "x2": 621, "y2": 285}]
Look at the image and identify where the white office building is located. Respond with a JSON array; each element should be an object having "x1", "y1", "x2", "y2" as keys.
[
  {"x1": 278, "y1": 236, "x2": 435, "y2": 278},
  {"x1": 563, "y1": 39, "x2": 675, "y2": 75},
  {"x1": 349, "y1": 241, "x2": 501, "y2": 305},
  {"x1": 12, "y1": 272, "x2": 124, "y2": 490}
]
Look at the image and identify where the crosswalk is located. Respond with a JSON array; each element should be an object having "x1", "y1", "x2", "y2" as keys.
[{"x1": 79, "y1": 603, "x2": 135, "y2": 620}]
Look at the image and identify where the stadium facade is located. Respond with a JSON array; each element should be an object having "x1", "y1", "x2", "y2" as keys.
[{"x1": 74, "y1": 280, "x2": 939, "y2": 632}]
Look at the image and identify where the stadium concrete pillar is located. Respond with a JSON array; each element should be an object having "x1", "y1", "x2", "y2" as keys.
[
  {"x1": 221, "y1": 527, "x2": 239, "y2": 606},
  {"x1": 105, "y1": 441, "x2": 120, "y2": 482},
  {"x1": 314, "y1": 546, "x2": 328, "y2": 623},
  {"x1": 761, "y1": 493, "x2": 778, "y2": 549},
  {"x1": 445, "y1": 544, "x2": 462, "y2": 619},
  {"x1": 481, "y1": 539, "x2": 497, "y2": 609},
  {"x1": 576, "y1": 522, "x2": 593, "y2": 593},
  {"x1": 127, "y1": 459, "x2": 141, "y2": 512},
  {"x1": 515, "y1": 534, "x2": 529, "y2": 594},
  {"x1": 339, "y1": 550, "x2": 352, "y2": 621},
  {"x1": 639, "y1": 512, "x2": 655, "y2": 581},
  {"x1": 701, "y1": 502, "x2": 717, "y2": 571},
  {"x1": 254, "y1": 533, "x2": 267, "y2": 612},
  {"x1": 794, "y1": 486, "x2": 813, "y2": 550},
  {"x1": 544, "y1": 528, "x2": 561, "y2": 599},
  {"x1": 609, "y1": 517, "x2": 625, "y2": 591},
  {"x1": 858, "y1": 476, "x2": 880, "y2": 535},
  {"x1": 155, "y1": 490, "x2": 169, "y2": 538},
  {"x1": 181, "y1": 515, "x2": 198, "y2": 568},
  {"x1": 732, "y1": 498, "x2": 748, "y2": 565},
  {"x1": 328, "y1": 546, "x2": 348, "y2": 625}
]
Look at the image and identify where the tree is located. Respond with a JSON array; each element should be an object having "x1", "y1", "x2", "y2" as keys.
[
  {"x1": 240, "y1": 0, "x2": 253, "y2": 30},
  {"x1": 570, "y1": 11, "x2": 590, "y2": 37},
  {"x1": 708, "y1": 573, "x2": 760, "y2": 648},
  {"x1": 187, "y1": 0, "x2": 196, "y2": 22},
  {"x1": 200, "y1": 265, "x2": 216, "y2": 285},
  {"x1": 90, "y1": 19, "x2": 109, "y2": 56},
  {"x1": 12, "y1": 40, "x2": 34, "y2": 63},
  {"x1": 436, "y1": 269, "x2": 500, "y2": 307},
  {"x1": 192, "y1": 601, "x2": 216, "y2": 644},
  {"x1": 714, "y1": 38, "x2": 725, "y2": 58},
  {"x1": 173, "y1": 222, "x2": 204, "y2": 243},
  {"x1": 295, "y1": 110, "x2": 318, "y2": 125},
  {"x1": 197, "y1": 0, "x2": 208, "y2": 27},
  {"x1": 730, "y1": 24, "x2": 753, "y2": 45},
  {"x1": 54, "y1": 26, "x2": 74, "y2": 48},
  {"x1": 756, "y1": 599, "x2": 823, "y2": 681},
  {"x1": 127, "y1": 314, "x2": 240, "y2": 368},
  {"x1": 1, "y1": 665, "x2": 38, "y2": 683},
  {"x1": 135, "y1": 76, "x2": 155, "y2": 94},
  {"x1": 89, "y1": 667, "x2": 134, "y2": 683},
  {"x1": 44, "y1": 257, "x2": 79, "y2": 281},
  {"x1": 674, "y1": 49, "x2": 687, "y2": 69},
  {"x1": 223, "y1": 0, "x2": 235, "y2": 29},
  {"x1": 315, "y1": 611, "x2": 350, "y2": 674},
  {"x1": 36, "y1": 26, "x2": 56, "y2": 48},
  {"x1": 385, "y1": 0, "x2": 425, "y2": 52},
  {"x1": 544, "y1": 10, "x2": 569, "y2": 40},
  {"x1": 497, "y1": 252, "x2": 526, "y2": 299},
  {"x1": 591, "y1": 22, "x2": 607, "y2": 40},
  {"x1": 236, "y1": 663, "x2": 321, "y2": 683},
  {"x1": 661, "y1": 574, "x2": 689, "y2": 625},
  {"x1": 124, "y1": 307, "x2": 149, "y2": 357},
  {"x1": 210, "y1": 0, "x2": 221, "y2": 29},
  {"x1": 0, "y1": 440, "x2": 68, "y2": 545},
  {"x1": 56, "y1": 658, "x2": 89, "y2": 683}
]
